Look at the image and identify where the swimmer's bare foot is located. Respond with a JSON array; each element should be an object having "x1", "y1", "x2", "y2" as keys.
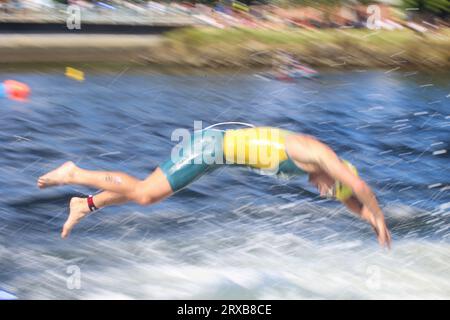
[
  {"x1": 62, "y1": 197, "x2": 91, "y2": 239},
  {"x1": 37, "y1": 161, "x2": 77, "y2": 189}
]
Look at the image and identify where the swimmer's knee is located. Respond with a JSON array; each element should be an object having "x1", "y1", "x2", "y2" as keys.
[
  {"x1": 133, "y1": 192, "x2": 153, "y2": 206},
  {"x1": 131, "y1": 182, "x2": 154, "y2": 206}
]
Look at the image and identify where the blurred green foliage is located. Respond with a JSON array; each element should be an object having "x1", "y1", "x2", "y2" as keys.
[{"x1": 403, "y1": 0, "x2": 449, "y2": 17}]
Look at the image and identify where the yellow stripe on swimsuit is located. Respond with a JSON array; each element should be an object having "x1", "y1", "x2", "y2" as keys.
[{"x1": 223, "y1": 127, "x2": 292, "y2": 170}]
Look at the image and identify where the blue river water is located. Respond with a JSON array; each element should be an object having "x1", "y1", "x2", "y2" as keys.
[{"x1": 0, "y1": 67, "x2": 449, "y2": 299}]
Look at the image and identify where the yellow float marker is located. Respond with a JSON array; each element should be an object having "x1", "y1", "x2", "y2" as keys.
[{"x1": 65, "y1": 67, "x2": 85, "y2": 81}]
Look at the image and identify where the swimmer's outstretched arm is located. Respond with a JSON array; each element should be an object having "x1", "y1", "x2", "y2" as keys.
[
  {"x1": 343, "y1": 196, "x2": 383, "y2": 237},
  {"x1": 318, "y1": 149, "x2": 391, "y2": 249},
  {"x1": 286, "y1": 135, "x2": 391, "y2": 248}
]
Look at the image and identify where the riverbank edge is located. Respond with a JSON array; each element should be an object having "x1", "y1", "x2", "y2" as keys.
[{"x1": 1, "y1": 28, "x2": 449, "y2": 70}]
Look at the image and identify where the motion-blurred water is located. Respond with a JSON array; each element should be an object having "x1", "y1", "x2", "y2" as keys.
[{"x1": 0, "y1": 67, "x2": 449, "y2": 299}]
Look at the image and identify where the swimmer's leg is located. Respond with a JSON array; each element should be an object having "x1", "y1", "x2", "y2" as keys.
[
  {"x1": 38, "y1": 161, "x2": 172, "y2": 204},
  {"x1": 61, "y1": 167, "x2": 174, "y2": 238},
  {"x1": 63, "y1": 191, "x2": 127, "y2": 238}
]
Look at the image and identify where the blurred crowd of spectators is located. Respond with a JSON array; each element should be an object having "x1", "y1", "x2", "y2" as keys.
[{"x1": 0, "y1": 0, "x2": 448, "y2": 31}]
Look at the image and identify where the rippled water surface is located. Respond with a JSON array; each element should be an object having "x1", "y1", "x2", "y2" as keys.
[{"x1": 0, "y1": 67, "x2": 449, "y2": 299}]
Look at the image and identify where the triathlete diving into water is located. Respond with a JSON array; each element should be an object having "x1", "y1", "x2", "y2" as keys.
[{"x1": 38, "y1": 126, "x2": 391, "y2": 248}]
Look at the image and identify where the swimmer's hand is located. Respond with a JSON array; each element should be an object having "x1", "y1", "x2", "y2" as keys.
[
  {"x1": 362, "y1": 205, "x2": 391, "y2": 249},
  {"x1": 370, "y1": 212, "x2": 392, "y2": 250},
  {"x1": 344, "y1": 198, "x2": 392, "y2": 249}
]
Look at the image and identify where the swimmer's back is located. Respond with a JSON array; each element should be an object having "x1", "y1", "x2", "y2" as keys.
[{"x1": 223, "y1": 127, "x2": 302, "y2": 175}]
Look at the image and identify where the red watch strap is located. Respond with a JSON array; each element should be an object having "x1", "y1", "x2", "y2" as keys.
[{"x1": 87, "y1": 195, "x2": 98, "y2": 212}]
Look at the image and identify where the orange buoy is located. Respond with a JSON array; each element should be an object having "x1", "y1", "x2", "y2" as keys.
[{"x1": 1, "y1": 80, "x2": 31, "y2": 102}]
